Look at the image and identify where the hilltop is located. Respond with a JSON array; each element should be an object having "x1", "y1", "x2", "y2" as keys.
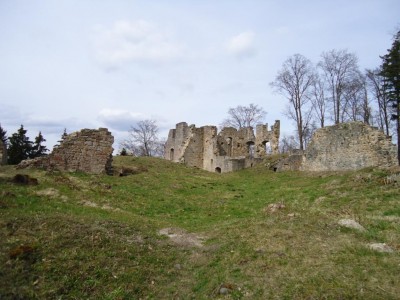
[{"x1": 0, "y1": 156, "x2": 399, "y2": 299}]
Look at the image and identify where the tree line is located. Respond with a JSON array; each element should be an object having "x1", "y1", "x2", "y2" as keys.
[{"x1": 0, "y1": 124, "x2": 49, "y2": 165}]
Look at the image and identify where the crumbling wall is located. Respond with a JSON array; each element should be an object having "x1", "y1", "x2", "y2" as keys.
[
  {"x1": 165, "y1": 122, "x2": 191, "y2": 163},
  {"x1": 0, "y1": 140, "x2": 7, "y2": 165},
  {"x1": 18, "y1": 128, "x2": 114, "y2": 174},
  {"x1": 256, "y1": 120, "x2": 280, "y2": 156},
  {"x1": 301, "y1": 122, "x2": 397, "y2": 171},
  {"x1": 164, "y1": 120, "x2": 280, "y2": 173}
]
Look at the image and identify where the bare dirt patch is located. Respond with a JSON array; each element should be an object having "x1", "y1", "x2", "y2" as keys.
[{"x1": 159, "y1": 227, "x2": 205, "y2": 248}]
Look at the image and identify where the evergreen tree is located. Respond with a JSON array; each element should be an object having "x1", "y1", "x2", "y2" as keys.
[
  {"x1": 7, "y1": 125, "x2": 33, "y2": 165},
  {"x1": 30, "y1": 131, "x2": 48, "y2": 158},
  {"x1": 381, "y1": 30, "x2": 400, "y2": 165},
  {"x1": 0, "y1": 124, "x2": 7, "y2": 145},
  {"x1": 57, "y1": 128, "x2": 68, "y2": 145},
  {"x1": 120, "y1": 148, "x2": 128, "y2": 156}
]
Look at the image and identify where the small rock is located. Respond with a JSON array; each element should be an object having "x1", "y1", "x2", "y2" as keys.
[
  {"x1": 174, "y1": 264, "x2": 182, "y2": 270},
  {"x1": 338, "y1": 219, "x2": 365, "y2": 231},
  {"x1": 368, "y1": 243, "x2": 394, "y2": 253},
  {"x1": 219, "y1": 287, "x2": 230, "y2": 295},
  {"x1": 287, "y1": 213, "x2": 295, "y2": 217}
]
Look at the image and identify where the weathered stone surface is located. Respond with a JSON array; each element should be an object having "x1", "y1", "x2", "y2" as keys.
[
  {"x1": 302, "y1": 122, "x2": 397, "y2": 171},
  {"x1": 0, "y1": 139, "x2": 6, "y2": 165},
  {"x1": 17, "y1": 128, "x2": 114, "y2": 175},
  {"x1": 367, "y1": 243, "x2": 394, "y2": 253},
  {"x1": 338, "y1": 219, "x2": 365, "y2": 231},
  {"x1": 164, "y1": 121, "x2": 280, "y2": 173}
]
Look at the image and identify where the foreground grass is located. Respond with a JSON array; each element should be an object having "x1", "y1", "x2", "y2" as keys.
[{"x1": 0, "y1": 156, "x2": 399, "y2": 299}]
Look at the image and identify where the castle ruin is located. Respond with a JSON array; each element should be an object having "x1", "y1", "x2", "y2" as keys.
[
  {"x1": 164, "y1": 121, "x2": 280, "y2": 173},
  {"x1": 18, "y1": 128, "x2": 114, "y2": 174}
]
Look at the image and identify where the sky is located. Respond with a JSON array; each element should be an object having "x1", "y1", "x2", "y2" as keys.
[{"x1": 0, "y1": 0, "x2": 399, "y2": 151}]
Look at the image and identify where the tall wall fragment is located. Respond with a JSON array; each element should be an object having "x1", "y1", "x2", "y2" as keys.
[
  {"x1": 18, "y1": 128, "x2": 114, "y2": 174},
  {"x1": 164, "y1": 121, "x2": 280, "y2": 173}
]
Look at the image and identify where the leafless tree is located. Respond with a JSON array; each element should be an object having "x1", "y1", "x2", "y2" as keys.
[
  {"x1": 366, "y1": 68, "x2": 391, "y2": 135},
  {"x1": 220, "y1": 103, "x2": 267, "y2": 129},
  {"x1": 318, "y1": 49, "x2": 361, "y2": 124},
  {"x1": 279, "y1": 135, "x2": 298, "y2": 153},
  {"x1": 121, "y1": 119, "x2": 163, "y2": 157},
  {"x1": 302, "y1": 121, "x2": 317, "y2": 149},
  {"x1": 270, "y1": 54, "x2": 315, "y2": 151},
  {"x1": 310, "y1": 75, "x2": 326, "y2": 128},
  {"x1": 342, "y1": 73, "x2": 371, "y2": 124}
]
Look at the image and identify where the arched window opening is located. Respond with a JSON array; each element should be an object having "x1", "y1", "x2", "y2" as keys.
[
  {"x1": 170, "y1": 148, "x2": 174, "y2": 160},
  {"x1": 215, "y1": 167, "x2": 222, "y2": 173}
]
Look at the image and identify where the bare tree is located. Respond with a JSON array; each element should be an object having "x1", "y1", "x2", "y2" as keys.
[
  {"x1": 366, "y1": 68, "x2": 391, "y2": 135},
  {"x1": 310, "y1": 75, "x2": 326, "y2": 128},
  {"x1": 302, "y1": 121, "x2": 317, "y2": 149},
  {"x1": 279, "y1": 135, "x2": 298, "y2": 153},
  {"x1": 121, "y1": 119, "x2": 163, "y2": 157},
  {"x1": 342, "y1": 72, "x2": 371, "y2": 124},
  {"x1": 270, "y1": 54, "x2": 315, "y2": 151},
  {"x1": 220, "y1": 103, "x2": 267, "y2": 129},
  {"x1": 318, "y1": 49, "x2": 361, "y2": 124}
]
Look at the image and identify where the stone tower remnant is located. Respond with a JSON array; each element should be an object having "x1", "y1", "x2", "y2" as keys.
[
  {"x1": 17, "y1": 128, "x2": 114, "y2": 174},
  {"x1": 164, "y1": 121, "x2": 280, "y2": 173}
]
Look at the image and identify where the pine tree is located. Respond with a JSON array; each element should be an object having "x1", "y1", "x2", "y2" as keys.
[
  {"x1": 7, "y1": 125, "x2": 33, "y2": 165},
  {"x1": 381, "y1": 30, "x2": 400, "y2": 165},
  {"x1": 0, "y1": 123, "x2": 7, "y2": 145},
  {"x1": 30, "y1": 131, "x2": 48, "y2": 158}
]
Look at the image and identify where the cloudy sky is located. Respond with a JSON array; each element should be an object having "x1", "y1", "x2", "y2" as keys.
[{"x1": 0, "y1": 0, "x2": 399, "y2": 151}]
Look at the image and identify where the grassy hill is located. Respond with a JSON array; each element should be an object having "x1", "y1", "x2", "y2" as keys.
[{"x1": 1, "y1": 156, "x2": 399, "y2": 299}]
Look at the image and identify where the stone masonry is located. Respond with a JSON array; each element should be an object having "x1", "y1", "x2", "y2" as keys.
[
  {"x1": 0, "y1": 139, "x2": 6, "y2": 165},
  {"x1": 164, "y1": 121, "x2": 280, "y2": 173},
  {"x1": 301, "y1": 122, "x2": 397, "y2": 171},
  {"x1": 18, "y1": 128, "x2": 114, "y2": 174}
]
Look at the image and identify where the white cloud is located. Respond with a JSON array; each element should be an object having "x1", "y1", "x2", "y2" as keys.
[
  {"x1": 93, "y1": 20, "x2": 184, "y2": 67},
  {"x1": 226, "y1": 31, "x2": 256, "y2": 59}
]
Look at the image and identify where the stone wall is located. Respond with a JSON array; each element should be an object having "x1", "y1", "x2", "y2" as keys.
[
  {"x1": 0, "y1": 139, "x2": 6, "y2": 165},
  {"x1": 18, "y1": 128, "x2": 114, "y2": 174},
  {"x1": 301, "y1": 122, "x2": 397, "y2": 171},
  {"x1": 164, "y1": 121, "x2": 280, "y2": 173}
]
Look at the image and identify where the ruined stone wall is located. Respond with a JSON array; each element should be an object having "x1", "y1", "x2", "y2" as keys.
[
  {"x1": 164, "y1": 122, "x2": 191, "y2": 163},
  {"x1": 0, "y1": 140, "x2": 7, "y2": 165},
  {"x1": 18, "y1": 128, "x2": 114, "y2": 174},
  {"x1": 183, "y1": 127, "x2": 205, "y2": 168},
  {"x1": 202, "y1": 126, "x2": 218, "y2": 171},
  {"x1": 301, "y1": 122, "x2": 397, "y2": 171},
  {"x1": 164, "y1": 120, "x2": 280, "y2": 173},
  {"x1": 256, "y1": 120, "x2": 280, "y2": 156}
]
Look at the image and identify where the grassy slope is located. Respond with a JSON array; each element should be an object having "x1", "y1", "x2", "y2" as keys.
[{"x1": 0, "y1": 156, "x2": 399, "y2": 299}]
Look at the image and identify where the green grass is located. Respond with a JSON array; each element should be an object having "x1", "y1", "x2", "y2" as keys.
[{"x1": 1, "y1": 156, "x2": 399, "y2": 299}]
